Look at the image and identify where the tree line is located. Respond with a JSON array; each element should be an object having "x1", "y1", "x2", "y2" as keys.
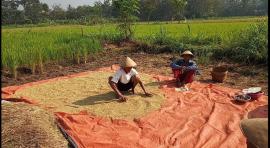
[{"x1": 2, "y1": 0, "x2": 268, "y2": 25}]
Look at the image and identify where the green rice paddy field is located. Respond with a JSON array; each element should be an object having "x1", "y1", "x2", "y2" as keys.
[{"x1": 2, "y1": 17, "x2": 268, "y2": 78}]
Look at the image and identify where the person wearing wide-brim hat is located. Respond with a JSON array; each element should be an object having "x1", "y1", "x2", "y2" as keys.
[
  {"x1": 170, "y1": 50, "x2": 199, "y2": 87},
  {"x1": 240, "y1": 118, "x2": 268, "y2": 148},
  {"x1": 108, "y1": 57, "x2": 152, "y2": 102}
]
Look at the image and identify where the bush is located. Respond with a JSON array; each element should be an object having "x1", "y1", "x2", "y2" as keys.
[
  {"x1": 213, "y1": 21, "x2": 268, "y2": 64},
  {"x1": 152, "y1": 26, "x2": 172, "y2": 45}
]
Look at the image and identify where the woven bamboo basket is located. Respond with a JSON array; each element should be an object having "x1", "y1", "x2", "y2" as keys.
[{"x1": 211, "y1": 66, "x2": 228, "y2": 83}]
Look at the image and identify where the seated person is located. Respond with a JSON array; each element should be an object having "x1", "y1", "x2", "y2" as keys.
[
  {"x1": 170, "y1": 50, "x2": 199, "y2": 87},
  {"x1": 108, "y1": 57, "x2": 152, "y2": 102}
]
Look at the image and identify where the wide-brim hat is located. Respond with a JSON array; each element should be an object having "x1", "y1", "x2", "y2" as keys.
[
  {"x1": 240, "y1": 118, "x2": 268, "y2": 148},
  {"x1": 121, "y1": 57, "x2": 137, "y2": 67},
  {"x1": 181, "y1": 50, "x2": 194, "y2": 58}
]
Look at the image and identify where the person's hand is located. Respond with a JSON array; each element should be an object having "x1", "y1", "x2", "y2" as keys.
[
  {"x1": 119, "y1": 95, "x2": 128, "y2": 102},
  {"x1": 145, "y1": 92, "x2": 153, "y2": 97}
]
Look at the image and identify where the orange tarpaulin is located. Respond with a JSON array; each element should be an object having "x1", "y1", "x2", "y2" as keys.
[
  {"x1": 2, "y1": 66, "x2": 268, "y2": 148},
  {"x1": 54, "y1": 80, "x2": 267, "y2": 148}
]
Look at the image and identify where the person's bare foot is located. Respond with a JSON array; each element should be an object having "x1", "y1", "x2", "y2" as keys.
[{"x1": 183, "y1": 84, "x2": 189, "y2": 91}]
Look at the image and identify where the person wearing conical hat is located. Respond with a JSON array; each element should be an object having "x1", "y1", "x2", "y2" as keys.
[
  {"x1": 108, "y1": 57, "x2": 153, "y2": 102},
  {"x1": 170, "y1": 50, "x2": 199, "y2": 87},
  {"x1": 240, "y1": 118, "x2": 268, "y2": 148}
]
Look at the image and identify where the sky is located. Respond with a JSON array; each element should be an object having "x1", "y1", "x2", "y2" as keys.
[{"x1": 40, "y1": 0, "x2": 99, "y2": 9}]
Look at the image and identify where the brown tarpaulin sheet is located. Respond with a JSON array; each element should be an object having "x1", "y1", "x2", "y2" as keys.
[{"x1": 2, "y1": 66, "x2": 268, "y2": 148}]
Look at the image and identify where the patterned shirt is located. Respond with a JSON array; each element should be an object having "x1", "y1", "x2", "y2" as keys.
[{"x1": 170, "y1": 59, "x2": 200, "y2": 74}]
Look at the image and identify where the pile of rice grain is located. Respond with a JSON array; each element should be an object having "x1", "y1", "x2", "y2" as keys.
[
  {"x1": 12, "y1": 71, "x2": 165, "y2": 120},
  {"x1": 2, "y1": 103, "x2": 68, "y2": 148}
]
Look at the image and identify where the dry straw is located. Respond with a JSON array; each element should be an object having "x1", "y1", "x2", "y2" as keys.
[{"x1": 2, "y1": 103, "x2": 68, "y2": 148}]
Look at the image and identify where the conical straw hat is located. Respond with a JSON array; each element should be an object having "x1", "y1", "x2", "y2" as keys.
[
  {"x1": 181, "y1": 50, "x2": 194, "y2": 58},
  {"x1": 122, "y1": 57, "x2": 137, "y2": 67},
  {"x1": 240, "y1": 118, "x2": 268, "y2": 148}
]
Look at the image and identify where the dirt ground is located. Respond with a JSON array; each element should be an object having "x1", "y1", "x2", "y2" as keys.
[{"x1": 1, "y1": 42, "x2": 268, "y2": 147}]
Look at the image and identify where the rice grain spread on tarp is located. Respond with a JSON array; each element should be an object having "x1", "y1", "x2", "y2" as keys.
[
  {"x1": 11, "y1": 71, "x2": 165, "y2": 120},
  {"x1": 2, "y1": 66, "x2": 268, "y2": 148}
]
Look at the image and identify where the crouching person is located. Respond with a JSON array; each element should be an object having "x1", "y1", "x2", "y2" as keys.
[
  {"x1": 108, "y1": 57, "x2": 152, "y2": 102},
  {"x1": 170, "y1": 50, "x2": 199, "y2": 87}
]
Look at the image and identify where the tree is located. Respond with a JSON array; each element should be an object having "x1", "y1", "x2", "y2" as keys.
[
  {"x1": 146, "y1": 0, "x2": 173, "y2": 21},
  {"x1": 185, "y1": 0, "x2": 219, "y2": 18},
  {"x1": 102, "y1": 0, "x2": 113, "y2": 18},
  {"x1": 66, "y1": 4, "x2": 78, "y2": 19},
  {"x1": 2, "y1": 0, "x2": 268, "y2": 25},
  {"x1": 41, "y1": 3, "x2": 49, "y2": 13},
  {"x1": 222, "y1": 0, "x2": 242, "y2": 16},
  {"x1": 93, "y1": 1, "x2": 103, "y2": 17},
  {"x1": 170, "y1": 0, "x2": 187, "y2": 22},
  {"x1": 2, "y1": 0, "x2": 22, "y2": 24},
  {"x1": 141, "y1": 0, "x2": 158, "y2": 22},
  {"x1": 257, "y1": 0, "x2": 268, "y2": 15},
  {"x1": 40, "y1": 3, "x2": 49, "y2": 20},
  {"x1": 50, "y1": 5, "x2": 66, "y2": 20},
  {"x1": 20, "y1": 0, "x2": 43, "y2": 23},
  {"x1": 113, "y1": 0, "x2": 140, "y2": 40}
]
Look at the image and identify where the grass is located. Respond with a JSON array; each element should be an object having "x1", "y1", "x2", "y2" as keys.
[
  {"x1": 1, "y1": 16, "x2": 268, "y2": 78},
  {"x1": 134, "y1": 21, "x2": 253, "y2": 39},
  {"x1": 2, "y1": 28, "x2": 102, "y2": 78}
]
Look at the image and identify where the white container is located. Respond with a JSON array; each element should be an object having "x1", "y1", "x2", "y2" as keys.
[{"x1": 242, "y1": 87, "x2": 262, "y2": 94}]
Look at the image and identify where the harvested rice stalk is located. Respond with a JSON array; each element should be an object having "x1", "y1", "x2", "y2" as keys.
[{"x1": 2, "y1": 103, "x2": 68, "y2": 148}]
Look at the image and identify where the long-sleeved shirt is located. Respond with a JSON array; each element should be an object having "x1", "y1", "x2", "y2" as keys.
[{"x1": 170, "y1": 59, "x2": 200, "y2": 74}]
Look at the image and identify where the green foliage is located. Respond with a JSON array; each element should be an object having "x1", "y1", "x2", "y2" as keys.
[
  {"x1": 134, "y1": 18, "x2": 267, "y2": 65},
  {"x1": 2, "y1": 29, "x2": 102, "y2": 76},
  {"x1": 152, "y1": 26, "x2": 172, "y2": 45},
  {"x1": 213, "y1": 21, "x2": 268, "y2": 64},
  {"x1": 2, "y1": 0, "x2": 268, "y2": 25},
  {"x1": 2, "y1": 17, "x2": 268, "y2": 78},
  {"x1": 113, "y1": 0, "x2": 140, "y2": 40},
  {"x1": 170, "y1": 0, "x2": 187, "y2": 21},
  {"x1": 180, "y1": 32, "x2": 222, "y2": 45}
]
